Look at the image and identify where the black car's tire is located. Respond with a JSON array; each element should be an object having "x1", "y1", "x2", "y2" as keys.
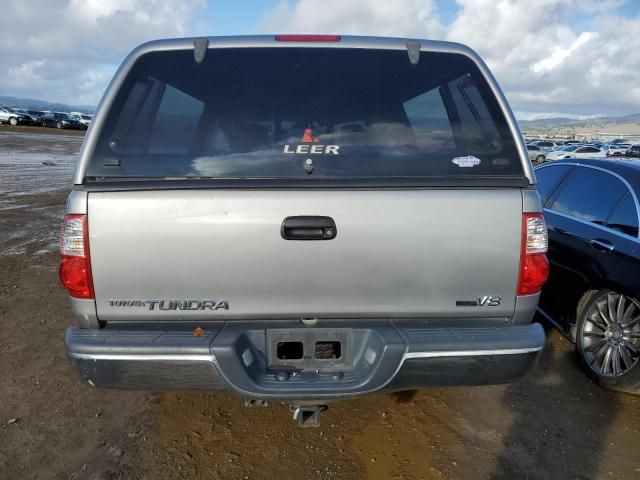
[
  {"x1": 535, "y1": 155, "x2": 545, "y2": 163},
  {"x1": 9, "y1": 117, "x2": 18, "y2": 126},
  {"x1": 576, "y1": 289, "x2": 640, "y2": 393},
  {"x1": 56, "y1": 121, "x2": 63, "y2": 129}
]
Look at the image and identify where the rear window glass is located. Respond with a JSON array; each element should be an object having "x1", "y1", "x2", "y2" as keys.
[{"x1": 87, "y1": 48, "x2": 524, "y2": 182}]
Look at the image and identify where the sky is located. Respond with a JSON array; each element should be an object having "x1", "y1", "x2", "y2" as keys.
[{"x1": 0, "y1": 0, "x2": 639, "y2": 120}]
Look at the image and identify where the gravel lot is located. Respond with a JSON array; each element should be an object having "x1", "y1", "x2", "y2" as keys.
[{"x1": 1, "y1": 125, "x2": 639, "y2": 480}]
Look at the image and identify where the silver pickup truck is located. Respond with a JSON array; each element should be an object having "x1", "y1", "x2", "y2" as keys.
[{"x1": 61, "y1": 35, "x2": 548, "y2": 426}]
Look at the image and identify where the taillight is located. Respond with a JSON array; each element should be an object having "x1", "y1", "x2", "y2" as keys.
[
  {"x1": 275, "y1": 35, "x2": 341, "y2": 42},
  {"x1": 59, "y1": 214, "x2": 94, "y2": 299},
  {"x1": 517, "y1": 213, "x2": 549, "y2": 295}
]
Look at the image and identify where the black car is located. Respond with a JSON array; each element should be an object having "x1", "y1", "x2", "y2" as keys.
[
  {"x1": 12, "y1": 108, "x2": 43, "y2": 126},
  {"x1": 535, "y1": 159, "x2": 640, "y2": 391},
  {"x1": 41, "y1": 112, "x2": 82, "y2": 129},
  {"x1": 25, "y1": 110, "x2": 45, "y2": 126}
]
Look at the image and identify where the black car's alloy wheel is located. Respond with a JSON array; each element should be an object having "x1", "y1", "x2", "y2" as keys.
[
  {"x1": 56, "y1": 121, "x2": 63, "y2": 129},
  {"x1": 577, "y1": 290, "x2": 640, "y2": 390}
]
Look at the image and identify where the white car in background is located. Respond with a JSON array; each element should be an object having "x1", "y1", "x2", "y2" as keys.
[
  {"x1": 69, "y1": 112, "x2": 93, "y2": 130},
  {"x1": 546, "y1": 145, "x2": 606, "y2": 161},
  {"x1": 526, "y1": 144, "x2": 547, "y2": 163},
  {"x1": 546, "y1": 145, "x2": 582, "y2": 160},
  {"x1": 607, "y1": 144, "x2": 631, "y2": 156},
  {"x1": 0, "y1": 106, "x2": 33, "y2": 125}
]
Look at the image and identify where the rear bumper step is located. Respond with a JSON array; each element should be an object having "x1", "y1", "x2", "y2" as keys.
[{"x1": 65, "y1": 322, "x2": 545, "y2": 400}]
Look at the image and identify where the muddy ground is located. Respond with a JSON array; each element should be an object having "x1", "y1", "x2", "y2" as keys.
[{"x1": 1, "y1": 127, "x2": 639, "y2": 480}]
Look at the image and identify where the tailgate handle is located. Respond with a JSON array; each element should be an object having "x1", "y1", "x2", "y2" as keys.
[{"x1": 281, "y1": 216, "x2": 337, "y2": 240}]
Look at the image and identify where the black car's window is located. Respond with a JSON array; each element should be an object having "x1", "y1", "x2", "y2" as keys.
[
  {"x1": 535, "y1": 165, "x2": 573, "y2": 204},
  {"x1": 86, "y1": 48, "x2": 525, "y2": 182},
  {"x1": 606, "y1": 193, "x2": 639, "y2": 237},
  {"x1": 549, "y1": 168, "x2": 627, "y2": 225}
]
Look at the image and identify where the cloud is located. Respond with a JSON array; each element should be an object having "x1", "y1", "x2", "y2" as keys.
[
  {"x1": 445, "y1": 0, "x2": 640, "y2": 116},
  {"x1": 259, "y1": 0, "x2": 444, "y2": 38},
  {"x1": 259, "y1": 0, "x2": 640, "y2": 116},
  {"x1": 531, "y1": 32, "x2": 597, "y2": 75},
  {"x1": 2, "y1": 0, "x2": 638, "y2": 116},
  {"x1": 0, "y1": 0, "x2": 204, "y2": 106}
]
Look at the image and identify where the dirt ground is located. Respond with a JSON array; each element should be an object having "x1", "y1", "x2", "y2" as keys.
[
  {"x1": 1, "y1": 128, "x2": 640, "y2": 480},
  {"x1": 0, "y1": 124, "x2": 85, "y2": 137}
]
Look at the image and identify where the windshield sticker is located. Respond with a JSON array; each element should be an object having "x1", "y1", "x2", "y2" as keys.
[
  {"x1": 452, "y1": 155, "x2": 481, "y2": 168},
  {"x1": 283, "y1": 126, "x2": 340, "y2": 155}
]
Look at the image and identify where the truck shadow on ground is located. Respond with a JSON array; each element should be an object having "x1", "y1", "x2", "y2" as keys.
[
  {"x1": 490, "y1": 329, "x2": 629, "y2": 479},
  {"x1": 119, "y1": 330, "x2": 639, "y2": 480}
]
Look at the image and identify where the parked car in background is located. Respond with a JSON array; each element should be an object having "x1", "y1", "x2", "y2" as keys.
[
  {"x1": 13, "y1": 108, "x2": 43, "y2": 126},
  {"x1": 527, "y1": 144, "x2": 547, "y2": 163},
  {"x1": 625, "y1": 145, "x2": 640, "y2": 158},
  {"x1": 0, "y1": 106, "x2": 33, "y2": 125},
  {"x1": 69, "y1": 112, "x2": 93, "y2": 129},
  {"x1": 535, "y1": 159, "x2": 640, "y2": 392},
  {"x1": 608, "y1": 144, "x2": 631, "y2": 156},
  {"x1": 573, "y1": 146, "x2": 607, "y2": 158},
  {"x1": 26, "y1": 110, "x2": 46, "y2": 124},
  {"x1": 534, "y1": 140, "x2": 559, "y2": 151},
  {"x1": 547, "y1": 145, "x2": 582, "y2": 160},
  {"x1": 547, "y1": 145, "x2": 605, "y2": 161},
  {"x1": 41, "y1": 112, "x2": 82, "y2": 130}
]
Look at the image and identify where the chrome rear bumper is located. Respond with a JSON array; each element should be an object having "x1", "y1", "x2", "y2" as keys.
[{"x1": 66, "y1": 321, "x2": 545, "y2": 400}]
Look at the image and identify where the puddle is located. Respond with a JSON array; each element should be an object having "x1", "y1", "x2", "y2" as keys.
[
  {"x1": 0, "y1": 131, "x2": 76, "y2": 257},
  {"x1": 0, "y1": 131, "x2": 82, "y2": 195}
]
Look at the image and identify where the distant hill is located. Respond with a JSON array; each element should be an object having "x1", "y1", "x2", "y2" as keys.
[
  {"x1": 518, "y1": 117, "x2": 584, "y2": 127},
  {"x1": 611, "y1": 113, "x2": 640, "y2": 124},
  {"x1": 0, "y1": 95, "x2": 95, "y2": 114},
  {"x1": 519, "y1": 113, "x2": 640, "y2": 128}
]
